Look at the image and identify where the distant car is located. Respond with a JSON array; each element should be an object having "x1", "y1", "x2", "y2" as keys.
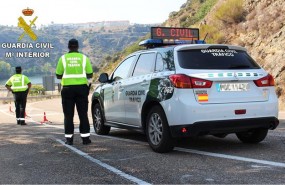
[{"x1": 91, "y1": 28, "x2": 279, "y2": 153}]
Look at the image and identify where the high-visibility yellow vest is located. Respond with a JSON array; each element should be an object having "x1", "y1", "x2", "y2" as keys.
[
  {"x1": 56, "y1": 52, "x2": 93, "y2": 86},
  {"x1": 5, "y1": 74, "x2": 30, "y2": 92}
]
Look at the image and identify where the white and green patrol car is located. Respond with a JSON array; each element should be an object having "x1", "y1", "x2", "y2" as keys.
[{"x1": 91, "y1": 27, "x2": 279, "y2": 153}]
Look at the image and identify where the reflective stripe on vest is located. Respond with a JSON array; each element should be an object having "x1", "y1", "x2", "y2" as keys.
[
  {"x1": 62, "y1": 55, "x2": 87, "y2": 79},
  {"x1": 11, "y1": 76, "x2": 27, "y2": 90}
]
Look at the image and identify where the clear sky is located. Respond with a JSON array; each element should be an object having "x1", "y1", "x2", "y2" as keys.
[{"x1": 1, "y1": 0, "x2": 186, "y2": 26}]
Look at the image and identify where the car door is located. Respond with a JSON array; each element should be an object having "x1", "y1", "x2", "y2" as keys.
[
  {"x1": 124, "y1": 52, "x2": 156, "y2": 126},
  {"x1": 103, "y1": 55, "x2": 136, "y2": 123}
]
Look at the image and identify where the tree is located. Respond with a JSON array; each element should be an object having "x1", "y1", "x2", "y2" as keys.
[
  {"x1": 0, "y1": 61, "x2": 11, "y2": 78},
  {"x1": 43, "y1": 63, "x2": 51, "y2": 75}
]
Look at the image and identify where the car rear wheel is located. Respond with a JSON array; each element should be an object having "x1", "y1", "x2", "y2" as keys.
[
  {"x1": 93, "y1": 103, "x2": 110, "y2": 135},
  {"x1": 236, "y1": 128, "x2": 268, "y2": 143},
  {"x1": 146, "y1": 105, "x2": 174, "y2": 153}
]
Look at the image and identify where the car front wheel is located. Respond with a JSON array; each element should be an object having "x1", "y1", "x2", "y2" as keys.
[
  {"x1": 146, "y1": 105, "x2": 174, "y2": 153},
  {"x1": 93, "y1": 103, "x2": 110, "y2": 135},
  {"x1": 236, "y1": 128, "x2": 268, "y2": 143}
]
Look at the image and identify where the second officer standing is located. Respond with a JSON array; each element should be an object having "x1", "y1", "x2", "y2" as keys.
[{"x1": 56, "y1": 39, "x2": 93, "y2": 145}]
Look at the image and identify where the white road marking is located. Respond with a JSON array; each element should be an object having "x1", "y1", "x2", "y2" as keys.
[
  {"x1": 251, "y1": 165, "x2": 272, "y2": 169},
  {"x1": 92, "y1": 131, "x2": 285, "y2": 168},
  {"x1": 1, "y1": 108, "x2": 285, "y2": 169},
  {"x1": 56, "y1": 139, "x2": 151, "y2": 185},
  {"x1": 0, "y1": 110, "x2": 16, "y2": 117},
  {"x1": 175, "y1": 147, "x2": 285, "y2": 168}
]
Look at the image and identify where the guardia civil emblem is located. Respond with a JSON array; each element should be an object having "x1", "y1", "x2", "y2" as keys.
[{"x1": 18, "y1": 7, "x2": 38, "y2": 41}]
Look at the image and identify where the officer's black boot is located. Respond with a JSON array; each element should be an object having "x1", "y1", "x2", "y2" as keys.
[
  {"x1": 17, "y1": 119, "x2": 21, "y2": 125},
  {"x1": 65, "y1": 137, "x2": 73, "y2": 145},
  {"x1": 82, "y1": 137, "x2": 91, "y2": 145},
  {"x1": 20, "y1": 119, "x2": 27, "y2": 125}
]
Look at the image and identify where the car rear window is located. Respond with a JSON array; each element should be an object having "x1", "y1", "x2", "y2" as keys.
[{"x1": 177, "y1": 49, "x2": 260, "y2": 70}]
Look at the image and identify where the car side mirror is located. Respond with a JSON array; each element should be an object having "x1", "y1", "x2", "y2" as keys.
[{"x1": 98, "y1": 73, "x2": 109, "y2": 83}]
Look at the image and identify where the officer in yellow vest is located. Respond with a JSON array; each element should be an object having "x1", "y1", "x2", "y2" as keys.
[
  {"x1": 56, "y1": 39, "x2": 93, "y2": 145},
  {"x1": 5, "y1": 66, "x2": 31, "y2": 125}
]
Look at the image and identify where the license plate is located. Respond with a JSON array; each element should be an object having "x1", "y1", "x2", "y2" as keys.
[{"x1": 217, "y1": 83, "x2": 249, "y2": 92}]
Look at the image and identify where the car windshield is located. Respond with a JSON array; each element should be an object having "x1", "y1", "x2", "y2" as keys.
[{"x1": 177, "y1": 49, "x2": 260, "y2": 70}]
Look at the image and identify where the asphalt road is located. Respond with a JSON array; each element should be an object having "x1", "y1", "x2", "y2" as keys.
[{"x1": 0, "y1": 98, "x2": 285, "y2": 184}]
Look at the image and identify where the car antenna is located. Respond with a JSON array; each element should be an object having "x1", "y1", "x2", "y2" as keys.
[{"x1": 203, "y1": 33, "x2": 208, "y2": 42}]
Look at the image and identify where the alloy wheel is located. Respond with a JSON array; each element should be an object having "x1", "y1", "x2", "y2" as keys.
[{"x1": 148, "y1": 113, "x2": 163, "y2": 145}]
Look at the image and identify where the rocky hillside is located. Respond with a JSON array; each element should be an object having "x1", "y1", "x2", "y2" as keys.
[
  {"x1": 236, "y1": 0, "x2": 285, "y2": 110},
  {"x1": 164, "y1": 0, "x2": 285, "y2": 110}
]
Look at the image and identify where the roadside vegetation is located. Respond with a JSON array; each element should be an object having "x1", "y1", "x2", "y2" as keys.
[
  {"x1": 93, "y1": 35, "x2": 149, "y2": 81},
  {"x1": 214, "y1": 0, "x2": 245, "y2": 24},
  {"x1": 199, "y1": 0, "x2": 245, "y2": 44},
  {"x1": 179, "y1": 0, "x2": 218, "y2": 28},
  {"x1": 29, "y1": 85, "x2": 45, "y2": 96},
  {"x1": 0, "y1": 61, "x2": 12, "y2": 79}
]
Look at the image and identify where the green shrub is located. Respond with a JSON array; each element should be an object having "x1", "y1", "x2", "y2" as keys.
[
  {"x1": 29, "y1": 85, "x2": 45, "y2": 96},
  {"x1": 192, "y1": 0, "x2": 218, "y2": 24},
  {"x1": 124, "y1": 42, "x2": 143, "y2": 56},
  {"x1": 181, "y1": 0, "x2": 218, "y2": 27},
  {"x1": 92, "y1": 35, "x2": 148, "y2": 82},
  {"x1": 215, "y1": 0, "x2": 245, "y2": 24},
  {"x1": 169, "y1": 11, "x2": 178, "y2": 18},
  {"x1": 200, "y1": 24, "x2": 225, "y2": 44},
  {"x1": 180, "y1": 15, "x2": 188, "y2": 23}
]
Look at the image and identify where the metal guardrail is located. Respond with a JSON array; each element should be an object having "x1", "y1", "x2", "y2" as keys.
[
  {"x1": 0, "y1": 83, "x2": 99, "y2": 102},
  {"x1": 0, "y1": 94, "x2": 61, "y2": 101},
  {"x1": 0, "y1": 84, "x2": 61, "y2": 102}
]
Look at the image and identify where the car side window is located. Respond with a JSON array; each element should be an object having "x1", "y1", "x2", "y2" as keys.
[
  {"x1": 112, "y1": 56, "x2": 135, "y2": 81},
  {"x1": 155, "y1": 50, "x2": 175, "y2": 72},
  {"x1": 132, "y1": 53, "x2": 156, "y2": 77},
  {"x1": 155, "y1": 53, "x2": 164, "y2": 72}
]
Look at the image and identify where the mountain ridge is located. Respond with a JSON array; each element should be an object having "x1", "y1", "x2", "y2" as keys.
[{"x1": 0, "y1": 23, "x2": 154, "y2": 78}]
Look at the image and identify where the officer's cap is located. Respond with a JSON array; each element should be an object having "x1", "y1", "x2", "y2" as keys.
[{"x1": 68, "y1": 39, "x2": 79, "y2": 48}]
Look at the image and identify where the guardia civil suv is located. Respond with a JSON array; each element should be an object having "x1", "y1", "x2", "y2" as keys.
[{"x1": 91, "y1": 27, "x2": 279, "y2": 153}]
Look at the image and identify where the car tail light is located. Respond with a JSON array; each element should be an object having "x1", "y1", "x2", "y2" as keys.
[
  {"x1": 254, "y1": 74, "x2": 275, "y2": 87},
  {"x1": 169, "y1": 74, "x2": 212, "y2": 89},
  {"x1": 181, "y1": 127, "x2": 188, "y2": 133}
]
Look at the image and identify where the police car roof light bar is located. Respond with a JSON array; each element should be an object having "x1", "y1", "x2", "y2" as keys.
[
  {"x1": 139, "y1": 39, "x2": 206, "y2": 48},
  {"x1": 139, "y1": 39, "x2": 195, "y2": 48}
]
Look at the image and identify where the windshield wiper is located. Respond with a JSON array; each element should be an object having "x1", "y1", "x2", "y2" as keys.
[{"x1": 229, "y1": 65, "x2": 250, "y2": 69}]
